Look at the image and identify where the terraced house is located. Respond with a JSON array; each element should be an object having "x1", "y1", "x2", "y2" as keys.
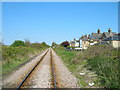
[{"x1": 80, "y1": 28, "x2": 120, "y2": 49}]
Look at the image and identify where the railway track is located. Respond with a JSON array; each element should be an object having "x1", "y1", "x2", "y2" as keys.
[{"x1": 17, "y1": 48, "x2": 57, "y2": 89}]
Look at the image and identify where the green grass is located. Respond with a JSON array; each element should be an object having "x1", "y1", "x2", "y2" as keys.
[
  {"x1": 54, "y1": 45, "x2": 119, "y2": 88},
  {"x1": 54, "y1": 47, "x2": 88, "y2": 87},
  {"x1": 87, "y1": 49, "x2": 119, "y2": 88},
  {"x1": 2, "y1": 46, "x2": 49, "y2": 75},
  {"x1": 54, "y1": 47, "x2": 78, "y2": 72}
]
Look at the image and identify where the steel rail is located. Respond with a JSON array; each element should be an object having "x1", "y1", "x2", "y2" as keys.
[
  {"x1": 17, "y1": 49, "x2": 49, "y2": 89},
  {"x1": 50, "y1": 49, "x2": 57, "y2": 88}
]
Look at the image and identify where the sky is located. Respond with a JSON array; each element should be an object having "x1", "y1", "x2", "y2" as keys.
[
  {"x1": 2, "y1": 0, "x2": 120, "y2": 2},
  {"x1": 2, "y1": 2, "x2": 118, "y2": 46}
]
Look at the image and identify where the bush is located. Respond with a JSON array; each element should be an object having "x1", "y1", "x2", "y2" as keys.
[
  {"x1": 67, "y1": 46, "x2": 75, "y2": 49},
  {"x1": 2, "y1": 41, "x2": 49, "y2": 75},
  {"x1": 86, "y1": 45, "x2": 119, "y2": 88},
  {"x1": 11, "y1": 40, "x2": 25, "y2": 47},
  {"x1": 54, "y1": 45, "x2": 119, "y2": 88}
]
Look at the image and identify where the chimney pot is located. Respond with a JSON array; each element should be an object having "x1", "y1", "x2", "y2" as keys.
[
  {"x1": 97, "y1": 29, "x2": 100, "y2": 34},
  {"x1": 108, "y1": 28, "x2": 112, "y2": 33}
]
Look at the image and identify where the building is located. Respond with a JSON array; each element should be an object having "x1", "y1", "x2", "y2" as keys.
[
  {"x1": 80, "y1": 35, "x2": 90, "y2": 49},
  {"x1": 69, "y1": 40, "x2": 75, "y2": 47},
  {"x1": 103, "y1": 33, "x2": 120, "y2": 48},
  {"x1": 89, "y1": 29, "x2": 103, "y2": 45},
  {"x1": 80, "y1": 28, "x2": 119, "y2": 49},
  {"x1": 70, "y1": 38, "x2": 80, "y2": 48}
]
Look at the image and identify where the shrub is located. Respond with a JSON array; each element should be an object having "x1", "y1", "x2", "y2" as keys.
[
  {"x1": 11, "y1": 40, "x2": 25, "y2": 47},
  {"x1": 86, "y1": 45, "x2": 119, "y2": 88}
]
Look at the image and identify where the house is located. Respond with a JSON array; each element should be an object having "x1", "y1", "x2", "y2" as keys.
[
  {"x1": 103, "y1": 33, "x2": 120, "y2": 48},
  {"x1": 80, "y1": 29, "x2": 103, "y2": 49},
  {"x1": 89, "y1": 29, "x2": 103, "y2": 45},
  {"x1": 80, "y1": 35, "x2": 90, "y2": 49},
  {"x1": 69, "y1": 40, "x2": 75, "y2": 47},
  {"x1": 80, "y1": 28, "x2": 119, "y2": 49},
  {"x1": 70, "y1": 38, "x2": 80, "y2": 48},
  {"x1": 102, "y1": 28, "x2": 117, "y2": 38}
]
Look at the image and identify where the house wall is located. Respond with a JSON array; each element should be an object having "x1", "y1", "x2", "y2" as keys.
[
  {"x1": 82, "y1": 41, "x2": 90, "y2": 49},
  {"x1": 90, "y1": 40, "x2": 98, "y2": 45},
  {"x1": 70, "y1": 43, "x2": 75, "y2": 47},
  {"x1": 93, "y1": 41, "x2": 98, "y2": 44},
  {"x1": 80, "y1": 39, "x2": 82, "y2": 47},
  {"x1": 111, "y1": 41, "x2": 120, "y2": 48},
  {"x1": 75, "y1": 42, "x2": 80, "y2": 47}
]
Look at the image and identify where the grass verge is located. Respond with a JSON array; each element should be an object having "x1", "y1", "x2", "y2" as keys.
[
  {"x1": 54, "y1": 45, "x2": 119, "y2": 88},
  {"x1": 2, "y1": 46, "x2": 48, "y2": 75}
]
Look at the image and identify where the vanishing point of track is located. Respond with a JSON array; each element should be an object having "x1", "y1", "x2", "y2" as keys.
[{"x1": 17, "y1": 48, "x2": 57, "y2": 89}]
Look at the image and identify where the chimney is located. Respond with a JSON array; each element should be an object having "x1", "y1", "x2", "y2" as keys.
[
  {"x1": 97, "y1": 29, "x2": 100, "y2": 34},
  {"x1": 108, "y1": 28, "x2": 112, "y2": 34},
  {"x1": 74, "y1": 38, "x2": 76, "y2": 41}
]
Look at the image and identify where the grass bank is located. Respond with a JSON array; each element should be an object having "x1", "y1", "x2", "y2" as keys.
[
  {"x1": 2, "y1": 45, "x2": 49, "y2": 75},
  {"x1": 54, "y1": 45, "x2": 119, "y2": 88}
]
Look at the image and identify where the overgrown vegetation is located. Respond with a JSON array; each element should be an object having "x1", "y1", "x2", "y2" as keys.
[
  {"x1": 54, "y1": 44, "x2": 119, "y2": 88},
  {"x1": 2, "y1": 40, "x2": 49, "y2": 75}
]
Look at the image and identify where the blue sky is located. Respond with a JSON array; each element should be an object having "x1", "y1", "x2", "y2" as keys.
[{"x1": 2, "y1": 2, "x2": 118, "y2": 46}]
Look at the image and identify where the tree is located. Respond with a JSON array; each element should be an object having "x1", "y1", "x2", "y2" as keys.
[
  {"x1": 61, "y1": 41, "x2": 69, "y2": 47},
  {"x1": 31, "y1": 42, "x2": 41, "y2": 49},
  {"x1": 11, "y1": 40, "x2": 25, "y2": 47},
  {"x1": 25, "y1": 39, "x2": 30, "y2": 47},
  {"x1": 41, "y1": 42, "x2": 46, "y2": 46},
  {"x1": 52, "y1": 42, "x2": 57, "y2": 46}
]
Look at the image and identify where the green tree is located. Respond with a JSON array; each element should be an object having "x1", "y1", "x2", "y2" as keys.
[
  {"x1": 52, "y1": 42, "x2": 57, "y2": 46},
  {"x1": 11, "y1": 40, "x2": 25, "y2": 47},
  {"x1": 41, "y1": 42, "x2": 47, "y2": 46}
]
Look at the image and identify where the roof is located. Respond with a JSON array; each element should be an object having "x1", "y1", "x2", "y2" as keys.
[
  {"x1": 70, "y1": 41, "x2": 75, "y2": 44},
  {"x1": 103, "y1": 32, "x2": 117, "y2": 37},
  {"x1": 80, "y1": 30, "x2": 118, "y2": 41},
  {"x1": 80, "y1": 35, "x2": 90, "y2": 41},
  {"x1": 90, "y1": 33, "x2": 103, "y2": 41},
  {"x1": 103, "y1": 34, "x2": 120, "y2": 41}
]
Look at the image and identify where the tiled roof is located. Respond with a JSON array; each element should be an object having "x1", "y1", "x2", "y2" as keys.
[
  {"x1": 90, "y1": 33, "x2": 103, "y2": 40},
  {"x1": 103, "y1": 34, "x2": 120, "y2": 41},
  {"x1": 103, "y1": 32, "x2": 117, "y2": 37},
  {"x1": 80, "y1": 30, "x2": 118, "y2": 41}
]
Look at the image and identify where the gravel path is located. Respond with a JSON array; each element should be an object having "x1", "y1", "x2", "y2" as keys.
[
  {"x1": 2, "y1": 48, "x2": 78, "y2": 88},
  {"x1": 2, "y1": 49, "x2": 49, "y2": 88},
  {"x1": 22, "y1": 50, "x2": 51, "y2": 88},
  {"x1": 51, "y1": 49, "x2": 78, "y2": 88}
]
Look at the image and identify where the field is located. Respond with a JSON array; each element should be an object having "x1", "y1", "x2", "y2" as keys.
[{"x1": 54, "y1": 45, "x2": 119, "y2": 88}]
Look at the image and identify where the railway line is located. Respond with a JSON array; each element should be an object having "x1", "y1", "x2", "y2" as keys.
[
  {"x1": 17, "y1": 48, "x2": 58, "y2": 88},
  {"x1": 3, "y1": 48, "x2": 78, "y2": 88}
]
